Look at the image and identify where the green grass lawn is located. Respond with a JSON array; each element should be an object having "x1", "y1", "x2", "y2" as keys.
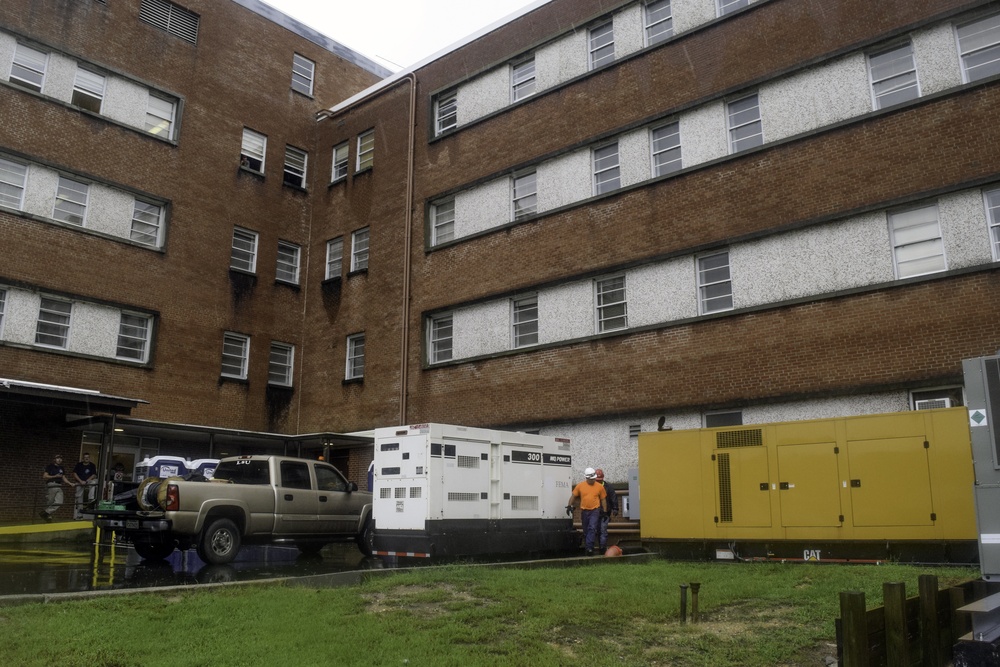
[{"x1": 0, "y1": 559, "x2": 979, "y2": 666}]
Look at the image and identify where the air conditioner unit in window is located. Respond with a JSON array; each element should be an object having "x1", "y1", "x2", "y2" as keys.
[{"x1": 915, "y1": 398, "x2": 952, "y2": 410}]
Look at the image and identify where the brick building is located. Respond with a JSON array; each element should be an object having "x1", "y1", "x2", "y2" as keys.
[{"x1": 3, "y1": 0, "x2": 1000, "y2": 521}]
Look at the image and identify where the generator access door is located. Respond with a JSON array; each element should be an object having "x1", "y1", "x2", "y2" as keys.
[
  {"x1": 713, "y1": 428, "x2": 771, "y2": 528},
  {"x1": 846, "y1": 436, "x2": 934, "y2": 526},
  {"x1": 776, "y1": 443, "x2": 843, "y2": 527}
]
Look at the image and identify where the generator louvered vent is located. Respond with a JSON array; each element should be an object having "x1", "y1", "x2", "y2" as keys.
[
  {"x1": 511, "y1": 496, "x2": 539, "y2": 510},
  {"x1": 379, "y1": 488, "x2": 391, "y2": 499},
  {"x1": 716, "y1": 428, "x2": 763, "y2": 449},
  {"x1": 448, "y1": 492, "x2": 479, "y2": 502},
  {"x1": 409, "y1": 487, "x2": 422, "y2": 498},
  {"x1": 457, "y1": 455, "x2": 480, "y2": 468},
  {"x1": 394, "y1": 487, "x2": 406, "y2": 499},
  {"x1": 139, "y1": 0, "x2": 200, "y2": 44},
  {"x1": 717, "y1": 453, "x2": 733, "y2": 523}
]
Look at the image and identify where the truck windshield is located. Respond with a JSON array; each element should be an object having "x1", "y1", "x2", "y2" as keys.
[{"x1": 213, "y1": 460, "x2": 270, "y2": 485}]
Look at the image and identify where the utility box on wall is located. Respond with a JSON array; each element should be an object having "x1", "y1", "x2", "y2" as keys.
[{"x1": 962, "y1": 355, "x2": 1000, "y2": 581}]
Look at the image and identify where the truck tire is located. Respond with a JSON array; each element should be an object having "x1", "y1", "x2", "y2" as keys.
[
  {"x1": 357, "y1": 518, "x2": 374, "y2": 557},
  {"x1": 133, "y1": 539, "x2": 176, "y2": 561},
  {"x1": 197, "y1": 518, "x2": 241, "y2": 564}
]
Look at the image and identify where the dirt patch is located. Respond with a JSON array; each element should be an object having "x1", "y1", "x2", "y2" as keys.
[{"x1": 362, "y1": 583, "x2": 484, "y2": 616}]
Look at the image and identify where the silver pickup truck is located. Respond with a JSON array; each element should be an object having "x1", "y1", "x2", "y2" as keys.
[{"x1": 91, "y1": 455, "x2": 373, "y2": 564}]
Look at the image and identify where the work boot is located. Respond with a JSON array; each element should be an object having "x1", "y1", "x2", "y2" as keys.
[
  {"x1": 39, "y1": 511, "x2": 52, "y2": 522},
  {"x1": 585, "y1": 550, "x2": 594, "y2": 557}
]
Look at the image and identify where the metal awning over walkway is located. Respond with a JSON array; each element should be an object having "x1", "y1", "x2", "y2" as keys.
[{"x1": 0, "y1": 378, "x2": 145, "y2": 414}]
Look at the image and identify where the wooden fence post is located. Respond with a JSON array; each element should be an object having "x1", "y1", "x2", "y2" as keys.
[
  {"x1": 883, "y1": 582, "x2": 910, "y2": 667},
  {"x1": 949, "y1": 586, "x2": 969, "y2": 645},
  {"x1": 840, "y1": 590, "x2": 869, "y2": 667},
  {"x1": 919, "y1": 574, "x2": 940, "y2": 667}
]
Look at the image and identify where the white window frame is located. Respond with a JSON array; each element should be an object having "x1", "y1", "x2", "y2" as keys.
[
  {"x1": 283, "y1": 145, "x2": 308, "y2": 188},
  {"x1": 512, "y1": 295, "x2": 539, "y2": 348},
  {"x1": 717, "y1": 0, "x2": 749, "y2": 17},
  {"x1": 331, "y1": 143, "x2": 349, "y2": 182},
  {"x1": 651, "y1": 122, "x2": 682, "y2": 177},
  {"x1": 727, "y1": 93, "x2": 763, "y2": 153},
  {"x1": 429, "y1": 313, "x2": 453, "y2": 364},
  {"x1": 291, "y1": 53, "x2": 315, "y2": 96},
  {"x1": 221, "y1": 332, "x2": 249, "y2": 379},
  {"x1": 116, "y1": 313, "x2": 151, "y2": 362},
  {"x1": 511, "y1": 58, "x2": 536, "y2": 102},
  {"x1": 52, "y1": 176, "x2": 89, "y2": 226},
  {"x1": 326, "y1": 237, "x2": 343, "y2": 280},
  {"x1": 130, "y1": 199, "x2": 163, "y2": 247},
  {"x1": 697, "y1": 251, "x2": 733, "y2": 314},
  {"x1": 357, "y1": 130, "x2": 375, "y2": 171},
  {"x1": 595, "y1": 275, "x2": 628, "y2": 333},
  {"x1": 72, "y1": 67, "x2": 105, "y2": 113},
  {"x1": 0, "y1": 158, "x2": 28, "y2": 211},
  {"x1": 512, "y1": 170, "x2": 538, "y2": 221},
  {"x1": 957, "y1": 12, "x2": 1000, "y2": 83},
  {"x1": 645, "y1": 0, "x2": 673, "y2": 46},
  {"x1": 984, "y1": 188, "x2": 1000, "y2": 261},
  {"x1": 351, "y1": 227, "x2": 370, "y2": 272},
  {"x1": 589, "y1": 21, "x2": 615, "y2": 70},
  {"x1": 431, "y1": 199, "x2": 455, "y2": 245},
  {"x1": 268, "y1": 342, "x2": 295, "y2": 386},
  {"x1": 435, "y1": 92, "x2": 458, "y2": 135},
  {"x1": 9, "y1": 43, "x2": 47, "y2": 93},
  {"x1": 867, "y1": 42, "x2": 920, "y2": 110},
  {"x1": 145, "y1": 94, "x2": 176, "y2": 139},
  {"x1": 241, "y1": 128, "x2": 266, "y2": 172},
  {"x1": 35, "y1": 297, "x2": 72, "y2": 349},
  {"x1": 276, "y1": 241, "x2": 301, "y2": 285},
  {"x1": 593, "y1": 142, "x2": 621, "y2": 195},
  {"x1": 0, "y1": 288, "x2": 7, "y2": 338},
  {"x1": 230, "y1": 227, "x2": 258, "y2": 273},
  {"x1": 346, "y1": 333, "x2": 365, "y2": 380},
  {"x1": 888, "y1": 204, "x2": 946, "y2": 279}
]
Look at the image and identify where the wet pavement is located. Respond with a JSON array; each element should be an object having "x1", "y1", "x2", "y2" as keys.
[{"x1": 0, "y1": 541, "x2": 390, "y2": 596}]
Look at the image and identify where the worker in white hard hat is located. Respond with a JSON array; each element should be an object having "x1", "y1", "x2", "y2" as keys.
[{"x1": 566, "y1": 467, "x2": 607, "y2": 556}]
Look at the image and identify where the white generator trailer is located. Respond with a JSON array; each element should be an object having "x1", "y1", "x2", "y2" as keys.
[{"x1": 372, "y1": 423, "x2": 576, "y2": 558}]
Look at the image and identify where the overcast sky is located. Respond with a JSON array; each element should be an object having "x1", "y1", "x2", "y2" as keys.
[{"x1": 262, "y1": 0, "x2": 547, "y2": 72}]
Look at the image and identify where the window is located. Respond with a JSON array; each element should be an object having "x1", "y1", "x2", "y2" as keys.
[
  {"x1": 291, "y1": 53, "x2": 315, "y2": 95},
  {"x1": 279, "y1": 461, "x2": 311, "y2": 489},
  {"x1": 145, "y1": 94, "x2": 176, "y2": 139},
  {"x1": 52, "y1": 176, "x2": 88, "y2": 226},
  {"x1": 651, "y1": 122, "x2": 682, "y2": 176},
  {"x1": 331, "y1": 143, "x2": 349, "y2": 181},
  {"x1": 645, "y1": 1, "x2": 673, "y2": 46},
  {"x1": 705, "y1": 411, "x2": 743, "y2": 427},
  {"x1": 957, "y1": 13, "x2": 1000, "y2": 83},
  {"x1": 35, "y1": 297, "x2": 72, "y2": 348},
  {"x1": 717, "y1": 0, "x2": 749, "y2": 17},
  {"x1": 346, "y1": 333, "x2": 365, "y2": 380},
  {"x1": 283, "y1": 145, "x2": 307, "y2": 188},
  {"x1": 595, "y1": 276, "x2": 627, "y2": 332},
  {"x1": 230, "y1": 227, "x2": 258, "y2": 273},
  {"x1": 268, "y1": 342, "x2": 294, "y2": 386},
  {"x1": 512, "y1": 296, "x2": 539, "y2": 348},
  {"x1": 868, "y1": 42, "x2": 919, "y2": 109},
  {"x1": 593, "y1": 143, "x2": 621, "y2": 195},
  {"x1": 139, "y1": 0, "x2": 200, "y2": 44},
  {"x1": 889, "y1": 205, "x2": 945, "y2": 278},
  {"x1": 240, "y1": 128, "x2": 266, "y2": 172},
  {"x1": 512, "y1": 171, "x2": 537, "y2": 220},
  {"x1": 727, "y1": 94, "x2": 763, "y2": 153},
  {"x1": 0, "y1": 289, "x2": 6, "y2": 336},
  {"x1": 911, "y1": 387, "x2": 965, "y2": 410},
  {"x1": 116, "y1": 313, "x2": 151, "y2": 362},
  {"x1": 325, "y1": 237, "x2": 343, "y2": 280},
  {"x1": 276, "y1": 241, "x2": 300, "y2": 284},
  {"x1": 985, "y1": 189, "x2": 1000, "y2": 260},
  {"x1": 429, "y1": 314, "x2": 453, "y2": 363},
  {"x1": 0, "y1": 158, "x2": 28, "y2": 210},
  {"x1": 512, "y1": 58, "x2": 536, "y2": 101},
  {"x1": 589, "y1": 22, "x2": 615, "y2": 70},
  {"x1": 72, "y1": 68, "x2": 105, "y2": 113},
  {"x1": 431, "y1": 200, "x2": 455, "y2": 245},
  {"x1": 351, "y1": 227, "x2": 369, "y2": 272},
  {"x1": 698, "y1": 251, "x2": 733, "y2": 314},
  {"x1": 357, "y1": 130, "x2": 374, "y2": 171},
  {"x1": 435, "y1": 92, "x2": 458, "y2": 135},
  {"x1": 221, "y1": 332, "x2": 249, "y2": 379},
  {"x1": 130, "y1": 200, "x2": 163, "y2": 247},
  {"x1": 9, "y1": 43, "x2": 47, "y2": 92}
]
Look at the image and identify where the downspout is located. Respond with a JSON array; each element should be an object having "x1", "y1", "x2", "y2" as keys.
[{"x1": 399, "y1": 73, "x2": 417, "y2": 425}]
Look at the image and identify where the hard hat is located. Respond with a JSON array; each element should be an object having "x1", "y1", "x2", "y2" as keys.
[
  {"x1": 584, "y1": 467, "x2": 596, "y2": 479},
  {"x1": 595, "y1": 468, "x2": 605, "y2": 481}
]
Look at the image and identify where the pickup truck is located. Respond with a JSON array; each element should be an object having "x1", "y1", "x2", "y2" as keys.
[{"x1": 91, "y1": 455, "x2": 374, "y2": 564}]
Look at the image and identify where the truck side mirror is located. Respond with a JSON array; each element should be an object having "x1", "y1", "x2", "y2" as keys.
[{"x1": 347, "y1": 481, "x2": 358, "y2": 492}]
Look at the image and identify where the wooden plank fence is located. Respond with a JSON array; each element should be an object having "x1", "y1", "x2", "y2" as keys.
[{"x1": 837, "y1": 575, "x2": 1000, "y2": 666}]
